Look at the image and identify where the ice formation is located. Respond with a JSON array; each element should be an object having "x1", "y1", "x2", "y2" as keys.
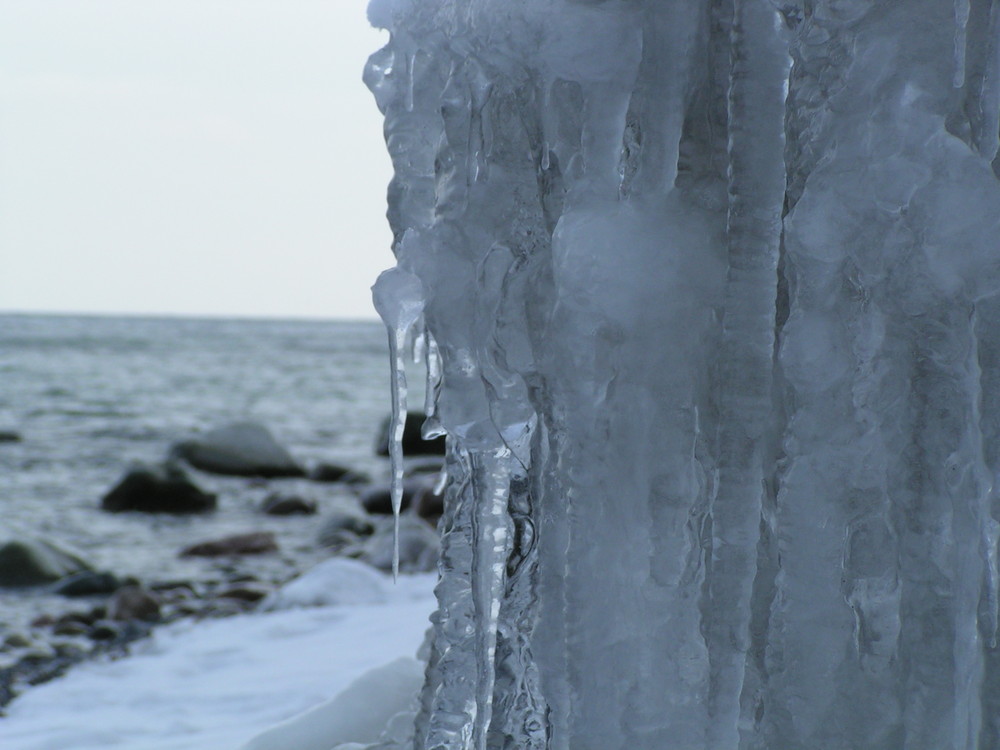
[{"x1": 366, "y1": 1, "x2": 1000, "y2": 748}]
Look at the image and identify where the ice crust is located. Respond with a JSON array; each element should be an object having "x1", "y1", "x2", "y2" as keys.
[{"x1": 366, "y1": 1, "x2": 1000, "y2": 748}]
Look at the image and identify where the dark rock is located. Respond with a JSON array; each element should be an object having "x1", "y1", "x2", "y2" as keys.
[
  {"x1": 404, "y1": 458, "x2": 445, "y2": 476},
  {"x1": 52, "y1": 571, "x2": 121, "y2": 597},
  {"x1": 261, "y1": 493, "x2": 317, "y2": 516},
  {"x1": 55, "y1": 611, "x2": 96, "y2": 627},
  {"x1": 216, "y1": 583, "x2": 271, "y2": 603},
  {"x1": 3, "y1": 633, "x2": 31, "y2": 649},
  {"x1": 88, "y1": 620, "x2": 122, "y2": 641},
  {"x1": 358, "y1": 515, "x2": 440, "y2": 574},
  {"x1": 359, "y1": 480, "x2": 430, "y2": 515},
  {"x1": 107, "y1": 585, "x2": 161, "y2": 622},
  {"x1": 0, "y1": 431, "x2": 20, "y2": 443},
  {"x1": 317, "y1": 510, "x2": 375, "y2": 549},
  {"x1": 308, "y1": 462, "x2": 347, "y2": 481},
  {"x1": 51, "y1": 620, "x2": 90, "y2": 637},
  {"x1": 375, "y1": 412, "x2": 446, "y2": 457},
  {"x1": 0, "y1": 538, "x2": 91, "y2": 587},
  {"x1": 308, "y1": 463, "x2": 371, "y2": 484},
  {"x1": 100, "y1": 462, "x2": 216, "y2": 514},
  {"x1": 29, "y1": 614, "x2": 54, "y2": 629},
  {"x1": 179, "y1": 531, "x2": 278, "y2": 558},
  {"x1": 169, "y1": 422, "x2": 304, "y2": 478},
  {"x1": 412, "y1": 483, "x2": 445, "y2": 523}
]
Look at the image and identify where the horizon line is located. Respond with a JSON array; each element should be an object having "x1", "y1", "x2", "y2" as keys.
[{"x1": 0, "y1": 307, "x2": 383, "y2": 325}]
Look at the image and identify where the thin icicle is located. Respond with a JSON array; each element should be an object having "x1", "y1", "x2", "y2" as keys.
[
  {"x1": 470, "y1": 450, "x2": 513, "y2": 750},
  {"x1": 372, "y1": 266, "x2": 425, "y2": 579},
  {"x1": 424, "y1": 330, "x2": 441, "y2": 423},
  {"x1": 983, "y1": 1, "x2": 1000, "y2": 161},
  {"x1": 406, "y1": 51, "x2": 417, "y2": 112},
  {"x1": 413, "y1": 323, "x2": 426, "y2": 365},
  {"x1": 986, "y1": 516, "x2": 1000, "y2": 648},
  {"x1": 387, "y1": 327, "x2": 408, "y2": 580},
  {"x1": 955, "y1": 0, "x2": 971, "y2": 88}
]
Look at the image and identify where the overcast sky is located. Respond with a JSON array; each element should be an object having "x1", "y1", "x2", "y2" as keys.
[{"x1": 0, "y1": 0, "x2": 393, "y2": 320}]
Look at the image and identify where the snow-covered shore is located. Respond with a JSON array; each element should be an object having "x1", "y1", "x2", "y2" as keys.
[{"x1": 0, "y1": 561, "x2": 437, "y2": 750}]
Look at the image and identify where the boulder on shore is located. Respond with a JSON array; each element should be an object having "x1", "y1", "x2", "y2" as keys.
[
  {"x1": 0, "y1": 538, "x2": 92, "y2": 587},
  {"x1": 308, "y1": 463, "x2": 370, "y2": 485},
  {"x1": 101, "y1": 463, "x2": 217, "y2": 514},
  {"x1": 412, "y1": 483, "x2": 444, "y2": 524},
  {"x1": 375, "y1": 412, "x2": 446, "y2": 457},
  {"x1": 356, "y1": 515, "x2": 439, "y2": 574},
  {"x1": 359, "y1": 480, "x2": 433, "y2": 516},
  {"x1": 170, "y1": 422, "x2": 304, "y2": 478},
  {"x1": 261, "y1": 493, "x2": 317, "y2": 516},
  {"x1": 179, "y1": 531, "x2": 278, "y2": 558},
  {"x1": 52, "y1": 571, "x2": 122, "y2": 597},
  {"x1": 316, "y1": 510, "x2": 376, "y2": 550}
]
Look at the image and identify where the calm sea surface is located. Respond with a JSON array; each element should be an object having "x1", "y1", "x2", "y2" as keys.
[{"x1": 0, "y1": 313, "x2": 405, "y2": 632}]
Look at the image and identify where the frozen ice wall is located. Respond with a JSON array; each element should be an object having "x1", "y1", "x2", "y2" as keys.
[{"x1": 365, "y1": 1, "x2": 1000, "y2": 748}]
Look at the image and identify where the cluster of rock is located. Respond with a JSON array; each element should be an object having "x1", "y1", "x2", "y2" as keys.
[
  {"x1": 0, "y1": 538, "x2": 280, "y2": 710},
  {"x1": 96, "y1": 417, "x2": 445, "y2": 572}
]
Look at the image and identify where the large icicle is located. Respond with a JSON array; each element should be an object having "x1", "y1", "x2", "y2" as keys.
[
  {"x1": 704, "y1": 2, "x2": 789, "y2": 747},
  {"x1": 365, "y1": 1, "x2": 1000, "y2": 748}
]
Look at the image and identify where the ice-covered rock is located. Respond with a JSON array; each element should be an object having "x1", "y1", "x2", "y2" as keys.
[
  {"x1": 367, "y1": 0, "x2": 1000, "y2": 747},
  {"x1": 239, "y1": 657, "x2": 424, "y2": 750},
  {"x1": 260, "y1": 493, "x2": 317, "y2": 516},
  {"x1": 261, "y1": 557, "x2": 390, "y2": 611},
  {"x1": 170, "y1": 422, "x2": 304, "y2": 478},
  {"x1": 355, "y1": 515, "x2": 439, "y2": 574}
]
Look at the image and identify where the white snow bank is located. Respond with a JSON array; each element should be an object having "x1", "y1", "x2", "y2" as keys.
[
  {"x1": 0, "y1": 571, "x2": 436, "y2": 750},
  {"x1": 261, "y1": 557, "x2": 397, "y2": 610},
  {"x1": 239, "y1": 656, "x2": 424, "y2": 750}
]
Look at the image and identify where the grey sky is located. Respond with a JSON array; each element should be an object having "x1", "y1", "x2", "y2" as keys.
[{"x1": 0, "y1": 0, "x2": 393, "y2": 320}]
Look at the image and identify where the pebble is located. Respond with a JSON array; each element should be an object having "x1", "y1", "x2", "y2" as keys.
[
  {"x1": 53, "y1": 571, "x2": 122, "y2": 597},
  {"x1": 216, "y1": 583, "x2": 271, "y2": 603},
  {"x1": 107, "y1": 586, "x2": 161, "y2": 623},
  {"x1": 51, "y1": 621, "x2": 90, "y2": 638},
  {"x1": 88, "y1": 621, "x2": 122, "y2": 642},
  {"x1": 179, "y1": 531, "x2": 278, "y2": 558},
  {"x1": 3, "y1": 633, "x2": 31, "y2": 650},
  {"x1": 261, "y1": 494, "x2": 317, "y2": 516}
]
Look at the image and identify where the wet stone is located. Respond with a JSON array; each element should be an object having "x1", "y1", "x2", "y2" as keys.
[
  {"x1": 179, "y1": 532, "x2": 278, "y2": 558},
  {"x1": 88, "y1": 621, "x2": 122, "y2": 642},
  {"x1": 51, "y1": 621, "x2": 90, "y2": 638},
  {"x1": 107, "y1": 586, "x2": 161, "y2": 622},
  {"x1": 3, "y1": 633, "x2": 31, "y2": 650},
  {"x1": 53, "y1": 571, "x2": 121, "y2": 597}
]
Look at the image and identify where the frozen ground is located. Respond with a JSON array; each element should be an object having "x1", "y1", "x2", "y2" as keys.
[{"x1": 0, "y1": 561, "x2": 437, "y2": 750}]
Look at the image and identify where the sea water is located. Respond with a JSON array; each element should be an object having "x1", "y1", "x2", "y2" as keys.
[{"x1": 0, "y1": 313, "x2": 401, "y2": 633}]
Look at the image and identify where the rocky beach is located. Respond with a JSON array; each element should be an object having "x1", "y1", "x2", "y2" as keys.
[{"x1": 0, "y1": 313, "x2": 441, "y2": 724}]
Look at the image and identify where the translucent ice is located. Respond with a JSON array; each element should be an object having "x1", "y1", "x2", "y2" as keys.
[{"x1": 367, "y1": 1, "x2": 1000, "y2": 748}]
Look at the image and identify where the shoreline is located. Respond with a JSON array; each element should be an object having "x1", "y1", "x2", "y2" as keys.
[{"x1": 0, "y1": 563, "x2": 438, "y2": 749}]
